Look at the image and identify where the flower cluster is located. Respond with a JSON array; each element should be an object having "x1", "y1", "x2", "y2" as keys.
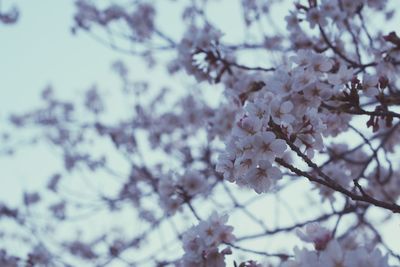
[
  {"x1": 296, "y1": 223, "x2": 332, "y2": 250},
  {"x1": 177, "y1": 25, "x2": 228, "y2": 82},
  {"x1": 216, "y1": 126, "x2": 286, "y2": 194},
  {"x1": 217, "y1": 49, "x2": 359, "y2": 193},
  {"x1": 73, "y1": 1, "x2": 155, "y2": 40},
  {"x1": 207, "y1": 104, "x2": 238, "y2": 140},
  {"x1": 284, "y1": 224, "x2": 394, "y2": 267},
  {"x1": 284, "y1": 241, "x2": 393, "y2": 267},
  {"x1": 158, "y1": 170, "x2": 208, "y2": 215},
  {"x1": 289, "y1": 0, "x2": 388, "y2": 34},
  {"x1": 180, "y1": 212, "x2": 235, "y2": 267}
]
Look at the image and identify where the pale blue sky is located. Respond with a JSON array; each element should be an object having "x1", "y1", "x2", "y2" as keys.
[
  {"x1": 0, "y1": 0, "x2": 127, "y2": 115},
  {"x1": 0, "y1": 0, "x2": 134, "y2": 206}
]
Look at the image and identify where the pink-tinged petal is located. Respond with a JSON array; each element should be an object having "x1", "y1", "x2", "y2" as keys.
[
  {"x1": 258, "y1": 159, "x2": 272, "y2": 169},
  {"x1": 281, "y1": 101, "x2": 293, "y2": 113},
  {"x1": 268, "y1": 166, "x2": 282, "y2": 180},
  {"x1": 261, "y1": 131, "x2": 275, "y2": 142},
  {"x1": 270, "y1": 139, "x2": 287, "y2": 155},
  {"x1": 282, "y1": 114, "x2": 295, "y2": 124},
  {"x1": 320, "y1": 61, "x2": 332, "y2": 72}
]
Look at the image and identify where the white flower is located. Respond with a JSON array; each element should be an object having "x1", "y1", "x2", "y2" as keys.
[
  {"x1": 296, "y1": 223, "x2": 331, "y2": 250},
  {"x1": 319, "y1": 240, "x2": 345, "y2": 267},
  {"x1": 268, "y1": 69, "x2": 295, "y2": 96},
  {"x1": 208, "y1": 211, "x2": 229, "y2": 226},
  {"x1": 362, "y1": 73, "x2": 379, "y2": 97},
  {"x1": 291, "y1": 93, "x2": 319, "y2": 116},
  {"x1": 285, "y1": 11, "x2": 300, "y2": 30},
  {"x1": 161, "y1": 195, "x2": 183, "y2": 215},
  {"x1": 233, "y1": 116, "x2": 262, "y2": 137},
  {"x1": 284, "y1": 237, "x2": 395, "y2": 267},
  {"x1": 182, "y1": 230, "x2": 204, "y2": 263},
  {"x1": 306, "y1": 8, "x2": 327, "y2": 29},
  {"x1": 282, "y1": 247, "x2": 319, "y2": 267},
  {"x1": 236, "y1": 135, "x2": 256, "y2": 159},
  {"x1": 245, "y1": 98, "x2": 270, "y2": 121},
  {"x1": 158, "y1": 177, "x2": 176, "y2": 196},
  {"x1": 327, "y1": 10, "x2": 347, "y2": 30},
  {"x1": 294, "y1": 69, "x2": 317, "y2": 91},
  {"x1": 216, "y1": 154, "x2": 235, "y2": 182},
  {"x1": 327, "y1": 65, "x2": 353, "y2": 86},
  {"x1": 181, "y1": 213, "x2": 234, "y2": 267},
  {"x1": 216, "y1": 224, "x2": 235, "y2": 244},
  {"x1": 343, "y1": 247, "x2": 391, "y2": 267},
  {"x1": 311, "y1": 54, "x2": 333, "y2": 73},
  {"x1": 181, "y1": 170, "x2": 206, "y2": 196},
  {"x1": 198, "y1": 221, "x2": 219, "y2": 246},
  {"x1": 270, "y1": 99, "x2": 295, "y2": 125},
  {"x1": 320, "y1": 0, "x2": 339, "y2": 17},
  {"x1": 198, "y1": 212, "x2": 235, "y2": 246},
  {"x1": 253, "y1": 131, "x2": 287, "y2": 161},
  {"x1": 303, "y1": 81, "x2": 333, "y2": 100},
  {"x1": 234, "y1": 154, "x2": 256, "y2": 176},
  {"x1": 245, "y1": 160, "x2": 282, "y2": 194},
  {"x1": 291, "y1": 50, "x2": 314, "y2": 67}
]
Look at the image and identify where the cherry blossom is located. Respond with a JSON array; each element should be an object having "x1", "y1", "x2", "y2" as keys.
[
  {"x1": 2, "y1": 0, "x2": 400, "y2": 266},
  {"x1": 181, "y1": 212, "x2": 234, "y2": 267},
  {"x1": 362, "y1": 73, "x2": 380, "y2": 97},
  {"x1": 284, "y1": 224, "x2": 394, "y2": 267}
]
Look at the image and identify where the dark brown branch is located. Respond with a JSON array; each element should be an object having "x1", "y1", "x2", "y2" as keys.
[
  {"x1": 236, "y1": 205, "x2": 357, "y2": 242},
  {"x1": 275, "y1": 158, "x2": 400, "y2": 214},
  {"x1": 318, "y1": 26, "x2": 375, "y2": 69}
]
